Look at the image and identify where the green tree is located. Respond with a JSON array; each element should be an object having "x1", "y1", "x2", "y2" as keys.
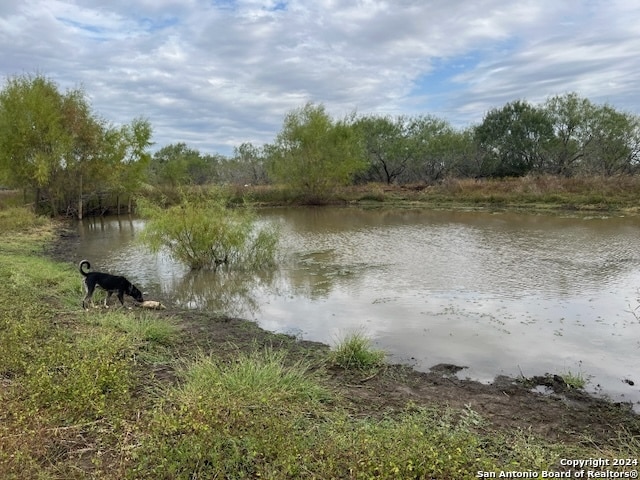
[
  {"x1": 436, "y1": 128, "x2": 481, "y2": 178},
  {"x1": 356, "y1": 115, "x2": 476, "y2": 183},
  {"x1": 404, "y1": 115, "x2": 456, "y2": 182},
  {"x1": 107, "y1": 118, "x2": 153, "y2": 214},
  {"x1": 217, "y1": 142, "x2": 268, "y2": 185},
  {"x1": 149, "y1": 143, "x2": 195, "y2": 187},
  {"x1": 0, "y1": 74, "x2": 77, "y2": 212},
  {"x1": 235, "y1": 142, "x2": 268, "y2": 184},
  {"x1": 267, "y1": 103, "x2": 366, "y2": 199},
  {"x1": 543, "y1": 93, "x2": 595, "y2": 176},
  {"x1": 148, "y1": 143, "x2": 219, "y2": 187},
  {"x1": 582, "y1": 105, "x2": 640, "y2": 176},
  {"x1": 189, "y1": 153, "x2": 220, "y2": 185},
  {"x1": 355, "y1": 115, "x2": 412, "y2": 184},
  {"x1": 474, "y1": 100, "x2": 554, "y2": 177},
  {"x1": 0, "y1": 73, "x2": 151, "y2": 216}
]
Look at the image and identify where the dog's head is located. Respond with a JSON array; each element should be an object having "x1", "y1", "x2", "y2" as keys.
[{"x1": 128, "y1": 284, "x2": 144, "y2": 303}]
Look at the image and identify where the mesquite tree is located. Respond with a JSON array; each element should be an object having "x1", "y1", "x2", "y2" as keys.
[
  {"x1": 0, "y1": 73, "x2": 151, "y2": 216},
  {"x1": 267, "y1": 102, "x2": 366, "y2": 200}
]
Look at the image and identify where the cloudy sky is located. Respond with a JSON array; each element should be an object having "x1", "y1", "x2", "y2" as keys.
[{"x1": 1, "y1": 0, "x2": 639, "y2": 156}]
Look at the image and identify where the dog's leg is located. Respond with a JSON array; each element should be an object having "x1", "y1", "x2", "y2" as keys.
[
  {"x1": 82, "y1": 294, "x2": 92, "y2": 310},
  {"x1": 104, "y1": 291, "x2": 114, "y2": 308},
  {"x1": 117, "y1": 291, "x2": 126, "y2": 308},
  {"x1": 82, "y1": 280, "x2": 93, "y2": 310}
]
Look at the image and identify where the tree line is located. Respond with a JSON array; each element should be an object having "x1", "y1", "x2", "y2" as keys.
[
  {"x1": 151, "y1": 97, "x2": 640, "y2": 197},
  {"x1": 1, "y1": 73, "x2": 639, "y2": 214}
]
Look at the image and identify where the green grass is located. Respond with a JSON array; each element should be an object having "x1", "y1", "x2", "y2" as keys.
[
  {"x1": 0, "y1": 210, "x2": 179, "y2": 478},
  {"x1": 134, "y1": 349, "x2": 331, "y2": 478},
  {"x1": 134, "y1": 353, "x2": 512, "y2": 479},
  {"x1": 0, "y1": 205, "x2": 50, "y2": 231},
  {"x1": 560, "y1": 369, "x2": 588, "y2": 389},
  {"x1": 330, "y1": 331, "x2": 386, "y2": 370},
  {"x1": 179, "y1": 347, "x2": 330, "y2": 405},
  {"x1": 87, "y1": 310, "x2": 179, "y2": 346}
]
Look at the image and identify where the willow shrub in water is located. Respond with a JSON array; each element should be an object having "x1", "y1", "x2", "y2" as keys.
[{"x1": 137, "y1": 193, "x2": 278, "y2": 270}]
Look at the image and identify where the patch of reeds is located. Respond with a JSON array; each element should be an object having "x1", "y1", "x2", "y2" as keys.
[{"x1": 0, "y1": 205, "x2": 50, "y2": 232}]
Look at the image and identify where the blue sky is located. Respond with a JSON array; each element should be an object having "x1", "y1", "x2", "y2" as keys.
[{"x1": 1, "y1": 0, "x2": 639, "y2": 156}]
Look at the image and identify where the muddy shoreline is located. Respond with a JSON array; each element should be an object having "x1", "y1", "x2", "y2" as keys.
[{"x1": 47, "y1": 223, "x2": 640, "y2": 445}]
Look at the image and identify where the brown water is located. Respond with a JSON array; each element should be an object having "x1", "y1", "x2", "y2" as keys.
[{"x1": 75, "y1": 207, "x2": 640, "y2": 408}]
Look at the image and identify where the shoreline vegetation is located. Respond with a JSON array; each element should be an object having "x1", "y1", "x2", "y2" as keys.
[
  {"x1": 117, "y1": 174, "x2": 640, "y2": 216},
  {"x1": 1, "y1": 180, "x2": 640, "y2": 478},
  {"x1": 8, "y1": 174, "x2": 635, "y2": 218},
  {"x1": 239, "y1": 175, "x2": 640, "y2": 215}
]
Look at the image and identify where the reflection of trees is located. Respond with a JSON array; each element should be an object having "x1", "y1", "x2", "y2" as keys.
[
  {"x1": 171, "y1": 267, "x2": 278, "y2": 317},
  {"x1": 167, "y1": 249, "x2": 375, "y2": 316}
]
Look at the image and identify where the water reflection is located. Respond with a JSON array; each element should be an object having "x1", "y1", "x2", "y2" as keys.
[
  {"x1": 74, "y1": 207, "x2": 640, "y2": 409},
  {"x1": 173, "y1": 268, "x2": 277, "y2": 317}
]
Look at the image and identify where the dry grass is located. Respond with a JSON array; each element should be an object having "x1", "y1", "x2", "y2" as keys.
[
  {"x1": 227, "y1": 175, "x2": 640, "y2": 212},
  {"x1": 331, "y1": 175, "x2": 640, "y2": 212},
  {"x1": 437, "y1": 175, "x2": 640, "y2": 196}
]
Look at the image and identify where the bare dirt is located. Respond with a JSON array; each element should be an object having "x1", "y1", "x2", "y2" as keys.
[{"x1": 47, "y1": 226, "x2": 640, "y2": 447}]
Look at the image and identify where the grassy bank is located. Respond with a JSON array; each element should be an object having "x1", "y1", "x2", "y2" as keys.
[
  {"x1": 1, "y1": 207, "x2": 639, "y2": 478},
  {"x1": 234, "y1": 175, "x2": 640, "y2": 214}
]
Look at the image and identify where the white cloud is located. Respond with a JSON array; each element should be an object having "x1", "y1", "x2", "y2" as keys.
[{"x1": 1, "y1": 0, "x2": 639, "y2": 155}]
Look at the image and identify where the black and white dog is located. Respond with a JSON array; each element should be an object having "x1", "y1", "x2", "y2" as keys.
[{"x1": 79, "y1": 260, "x2": 144, "y2": 309}]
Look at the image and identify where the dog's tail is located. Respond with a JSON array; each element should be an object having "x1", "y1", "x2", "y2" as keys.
[{"x1": 79, "y1": 260, "x2": 91, "y2": 277}]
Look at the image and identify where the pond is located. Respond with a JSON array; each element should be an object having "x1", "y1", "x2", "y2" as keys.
[{"x1": 74, "y1": 207, "x2": 640, "y2": 409}]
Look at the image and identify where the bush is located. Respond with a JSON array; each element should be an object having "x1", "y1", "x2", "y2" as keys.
[{"x1": 138, "y1": 190, "x2": 278, "y2": 270}]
